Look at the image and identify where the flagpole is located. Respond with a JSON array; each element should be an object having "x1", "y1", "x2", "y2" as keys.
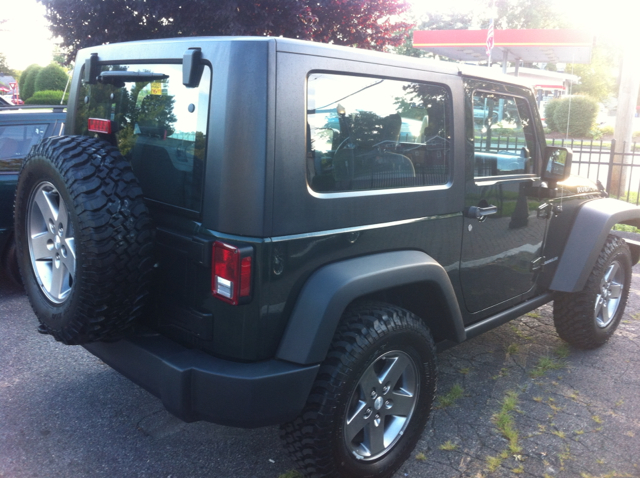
[{"x1": 487, "y1": 0, "x2": 495, "y2": 67}]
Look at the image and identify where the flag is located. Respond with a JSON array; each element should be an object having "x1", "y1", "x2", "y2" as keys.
[{"x1": 486, "y1": 19, "x2": 494, "y2": 57}]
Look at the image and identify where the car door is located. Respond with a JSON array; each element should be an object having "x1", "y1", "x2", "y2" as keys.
[{"x1": 460, "y1": 84, "x2": 547, "y2": 314}]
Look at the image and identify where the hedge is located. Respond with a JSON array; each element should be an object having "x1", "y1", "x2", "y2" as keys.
[
  {"x1": 21, "y1": 65, "x2": 42, "y2": 101},
  {"x1": 552, "y1": 95, "x2": 598, "y2": 137},
  {"x1": 34, "y1": 64, "x2": 69, "y2": 93},
  {"x1": 544, "y1": 99, "x2": 561, "y2": 132},
  {"x1": 24, "y1": 90, "x2": 69, "y2": 105}
]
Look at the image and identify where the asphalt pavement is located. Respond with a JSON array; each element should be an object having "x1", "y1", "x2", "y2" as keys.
[{"x1": 1, "y1": 267, "x2": 639, "y2": 478}]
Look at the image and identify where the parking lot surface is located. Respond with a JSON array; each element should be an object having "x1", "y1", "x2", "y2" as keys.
[{"x1": 1, "y1": 268, "x2": 639, "y2": 478}]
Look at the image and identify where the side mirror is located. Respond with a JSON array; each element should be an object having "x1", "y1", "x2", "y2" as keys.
[{"x1": 542, "y1": 147, "x2": 572, "y2": 183}]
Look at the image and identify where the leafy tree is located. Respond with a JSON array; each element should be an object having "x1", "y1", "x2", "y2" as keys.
[
  {"x1": 35, "y1": 63, "x2": 69, "y2": 93},
  {"x1": 41, "y1": 0, "x2": 412, "y2": 63},
  {"x1": 569, "y1": 44, "x2": 618, "y2": 103},
  {"x1": 0, "y1": 52, "x2": 17, "y2": 77},
  {"x1": 21, "y1": 65, "x2": 43, "y2": 101}
]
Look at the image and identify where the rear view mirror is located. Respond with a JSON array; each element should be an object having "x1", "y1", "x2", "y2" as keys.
[{"x1": 542, "y1": 147, "x2": 572, "y2": 183}]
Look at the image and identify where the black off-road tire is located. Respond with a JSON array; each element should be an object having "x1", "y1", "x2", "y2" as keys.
[
  {"x1": 281, "y1": 302, "x2": 437, "y2": 478},
  {"x1": 13, "y1": 136, "x2": 154, "y2": 344},
  {"x1": 553, "y1": 235, "x2": 632, "y2": 349}
]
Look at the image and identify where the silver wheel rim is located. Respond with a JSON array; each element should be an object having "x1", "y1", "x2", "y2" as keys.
[
  {"x1": 27, "y1": 181, "x2": 76, "y2": 304},
  {"x1": 595, "y1": 259, "x2": 624, "y2": 328},
  {"x1": 344, "y1": 350, "x2": 418, "y2": 461}
]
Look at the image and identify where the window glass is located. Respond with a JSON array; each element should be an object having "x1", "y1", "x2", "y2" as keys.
[
  {"x1": 0, "y1": 124, "x2": 49, "y2": 172},
  {"x1": 307, "y1": 73, "x2": 452, "y2": 193},
  {"x1": 472, "y1": 92, "x2": 536, "y2": 177},
  {"x1": 76, "y1": 64, "x2": 211, "y2": 211}
]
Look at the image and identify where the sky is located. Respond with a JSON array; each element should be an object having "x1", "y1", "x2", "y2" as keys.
[{"x1": 1, "y1": 0, "x2": 638, "y2": 75}]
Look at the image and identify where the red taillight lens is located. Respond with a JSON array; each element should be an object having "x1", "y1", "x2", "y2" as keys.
[
  {"x1": 88, "y1": 118, "x2": 112, "y2": 134},
  {"x1": 212, "y1": 241, "x2": 252, "y2": 305}
]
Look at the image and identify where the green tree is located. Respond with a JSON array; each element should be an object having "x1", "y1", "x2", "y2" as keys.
[
  {"x1": 21, "y1": 65, "x2": 42, "y2": 101},
  {"x1": 34, "y1": 63, "x2": 69, "y2": 93},
  {"x1": 41, "y1": 0, "x2": 413, "y2": 63},
  {"x1": 569, "y1": 44, "x2": 617, "y2": 103},
  {"x1": 0, "y1": 52, "x2": 17, "y2": 77}
]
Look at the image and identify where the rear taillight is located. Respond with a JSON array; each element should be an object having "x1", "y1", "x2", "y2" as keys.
[
  {"x1": 212, "y1": 241, "x2": 253, "y2": 305},
  {"x1": 87, "y1": 118, "x2": 112, "y2": 134}
]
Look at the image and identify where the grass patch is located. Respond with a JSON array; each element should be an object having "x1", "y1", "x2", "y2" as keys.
[
  {"x1": 530, "y1": 356, "x2": 564, "y2": 378},
  {"x1": 525, "y1": 311, "x2": 541, "y2": 318},
  {"x1": 494, "y1": 391, "x2": 521, "y2": 453},
  {"x1": 555, "y1": 343, "x2": 571, "y2": 358},
  {"x1": 415, "y1": 452, "x2": 427, "y2": 462},
  {"x1": 459, "y1": 367, "x2": 470, "y2": 375},
  {"x1": 506, "y1": 343, "x2": 519, "y2": 355},
  {"x1": 439, "y1": 440, "x2": 458, "y2": 451},
  {"x1": 278, "y1": 471, "x2": 304, "y2": 478},
  {"x1": 592, "y1": 415, "x2": 604, "y2": 424},
  {"x1": 552, "y1": 430, "x2": 566, "y2": 439},
  {"x1": 436, "y1": 383, "x2": 464, "y2": 408}
]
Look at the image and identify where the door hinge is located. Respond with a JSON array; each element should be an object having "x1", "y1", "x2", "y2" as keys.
[{"x1": 531, "y1": 256, "x2": 545, "y2": 272}]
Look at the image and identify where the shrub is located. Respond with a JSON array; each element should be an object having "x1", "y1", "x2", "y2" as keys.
[
  {"x1": 553, "y1": 95, "x2": 598, "y2": 138},
  {"x1": 34, "y1": 64, "x2": 69, "y2": 94},
  {"x1": 18, "y1": 64, "x2": 39, "y2": 98},
  {"x1": 600, "y1": 125, "x2": 614, "y2": 136},
  {"x1": 24, "y1": 90, "x2": 69, "y2": 105},
  {"x1": 21, "y1": 65, "x2": 42, "y2": 101},
  {"x1": 544, "y1": 99, "x2": 561, "y2": 132}
]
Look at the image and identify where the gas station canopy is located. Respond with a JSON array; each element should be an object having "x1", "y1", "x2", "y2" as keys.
[{"x1": 413, "y1": 29, "x2": 594, "y2": 64}]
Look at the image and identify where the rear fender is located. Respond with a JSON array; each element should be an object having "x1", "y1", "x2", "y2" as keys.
[
  {"x1": 550, "y1": 198, "x2": 640, "y2": 292},
  {"x1": 276, "y1": 250, "x2": 465, "y2": 365}
]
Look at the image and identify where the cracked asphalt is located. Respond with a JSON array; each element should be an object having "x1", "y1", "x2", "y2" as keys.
[{"x1": 1, "y1": 267, "x2": 639, "y2": 478}]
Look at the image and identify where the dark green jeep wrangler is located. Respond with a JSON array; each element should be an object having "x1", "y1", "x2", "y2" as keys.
[{"x1": 13, "y1": 37, "x2": 640, "y2": 478}]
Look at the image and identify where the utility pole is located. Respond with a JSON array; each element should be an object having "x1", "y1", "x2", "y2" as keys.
[{"x1": 611, "y1": 45, "x2": 640, "y2": 196}]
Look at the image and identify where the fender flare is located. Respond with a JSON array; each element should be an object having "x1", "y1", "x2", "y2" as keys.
[
  {"x1": 550, "y1": 198, "x2": 640, "y2": 292},
  {"x1": 276, "y1": 250, "x2": 465, "y2": 365}
]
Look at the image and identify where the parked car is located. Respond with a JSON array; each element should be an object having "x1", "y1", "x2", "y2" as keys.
[
  {"x1": 0, "y1": 105, "x2": 65, "y2": 283},
  {"x1": 12, "y1": 37, "x2": 640, "y2": 478}
]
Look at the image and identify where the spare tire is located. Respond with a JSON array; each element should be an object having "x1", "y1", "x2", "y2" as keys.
[{"x1": 14, "y1": 136, "x2": 154, "y2": 344}]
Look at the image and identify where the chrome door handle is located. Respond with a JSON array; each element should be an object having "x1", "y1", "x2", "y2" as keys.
[{"x1": 466, "y1": 204, "x2": 498, "y2": 221}]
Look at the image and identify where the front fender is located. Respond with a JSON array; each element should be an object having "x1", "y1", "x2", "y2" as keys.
[
  {"x1": 550, "y1": 198, "x2": 640, "y2": 292},
  {"x1": 276, "y1": 250, "x2": 464, "y2": 365}
]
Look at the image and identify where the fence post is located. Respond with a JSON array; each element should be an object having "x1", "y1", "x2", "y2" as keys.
[{"x1": 606, "y1": 138, "x2": 616, "y2": 193}]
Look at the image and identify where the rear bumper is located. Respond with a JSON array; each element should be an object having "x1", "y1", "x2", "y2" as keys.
[{"x1": 83, "y1": 331, "x2": 319, "y2": 428}]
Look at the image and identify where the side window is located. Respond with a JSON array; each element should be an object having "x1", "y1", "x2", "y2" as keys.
[
  {"x1": 472, "y1": 92, "x2": 536, "y2": 177},
  {"x1": 76, "y1": 64, "x2": 211, "y2": 211},
  {"x1": 307, "y1": 73, "x2": 452, "y2": 193},
  {"x1": 0, "y1": 124, "x2": 48, "y2": 172}
]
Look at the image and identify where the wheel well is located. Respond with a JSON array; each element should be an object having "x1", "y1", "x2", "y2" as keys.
[{"x1": 359, "y1": 282, "x2": 457, "y2": 343}]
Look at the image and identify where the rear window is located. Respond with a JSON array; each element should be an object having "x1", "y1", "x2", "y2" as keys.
[{"x1": 76, "y1": 63, "x2": 211, "y2": 211}]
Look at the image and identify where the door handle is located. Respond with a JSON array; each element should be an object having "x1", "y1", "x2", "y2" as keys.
[{"x1": 466, "y1": 204, "x2": 498, "y2": 221}]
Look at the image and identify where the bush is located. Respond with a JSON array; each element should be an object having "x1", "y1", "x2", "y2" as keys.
[
  {"x1": 544, "y1": 99, "x2": 561, "y2": 132},
  {"x1": 21, "y1": 65, "x2": 42, "y2": 101},
  {"x1": 34, "y1": 64, "x2": 69, "y2": 93},
  {"x1": 24, "y1": 90, "x2": 69, "y2": 105},
  {"x1": 553, "y1": 95, "x2": 598, "y2": 138},
  {"x1": 600, "y1": 125, "x2": 614, "y2": 136},
  {"x1": 18, "y1": 64, "x2": 39, "y2": 98}
]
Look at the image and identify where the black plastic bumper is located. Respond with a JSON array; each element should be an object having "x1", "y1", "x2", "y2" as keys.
[{"x1": 83, "y1": 331, "x2": 319, "y2": 428}]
